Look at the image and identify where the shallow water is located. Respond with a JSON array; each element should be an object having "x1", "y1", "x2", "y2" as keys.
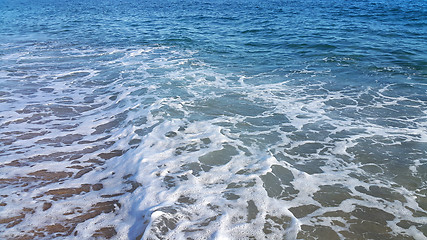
[{"x1": 0, "y1": 0, "x2": 426, "y2": 239}]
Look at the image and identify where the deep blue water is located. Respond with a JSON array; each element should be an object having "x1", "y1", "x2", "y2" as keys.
[
  {"x1": 0, "y1": 0, "x2": 426, "y2": 239},
  {"x1": 2, "y1": 0, "x2": 426, "y2": 79}
]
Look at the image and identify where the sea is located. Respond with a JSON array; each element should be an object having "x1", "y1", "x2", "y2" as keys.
[{"x1": 0, "y1": 0, "x2": 426, "y2": 239}]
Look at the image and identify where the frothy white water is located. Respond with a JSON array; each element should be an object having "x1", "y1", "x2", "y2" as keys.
[{"x1": 0, "y1": 44, "x2": 426, "y2": 239}]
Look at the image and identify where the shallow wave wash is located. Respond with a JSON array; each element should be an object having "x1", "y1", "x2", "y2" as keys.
[{"x1": 0, "y1": 0, "x2": 426, "y2": 239}]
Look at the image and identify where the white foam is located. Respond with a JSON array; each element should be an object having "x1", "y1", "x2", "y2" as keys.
[{"x1": 1, "y1": 44, "x2": 426, "y2": 239}]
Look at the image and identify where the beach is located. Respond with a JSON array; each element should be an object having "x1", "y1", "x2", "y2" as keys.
[{"x1": 0, "y1": 0, "x2": 426, "y2": 239}]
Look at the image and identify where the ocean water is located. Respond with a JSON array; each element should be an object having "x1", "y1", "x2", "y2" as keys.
[{"x1": 0, "y1": 0, "x2": 426, "y2": 239}]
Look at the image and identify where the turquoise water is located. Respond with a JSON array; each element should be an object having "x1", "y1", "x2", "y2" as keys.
[{"x1": 0, "y1": 0, "x2": 426, "y2": 239}]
